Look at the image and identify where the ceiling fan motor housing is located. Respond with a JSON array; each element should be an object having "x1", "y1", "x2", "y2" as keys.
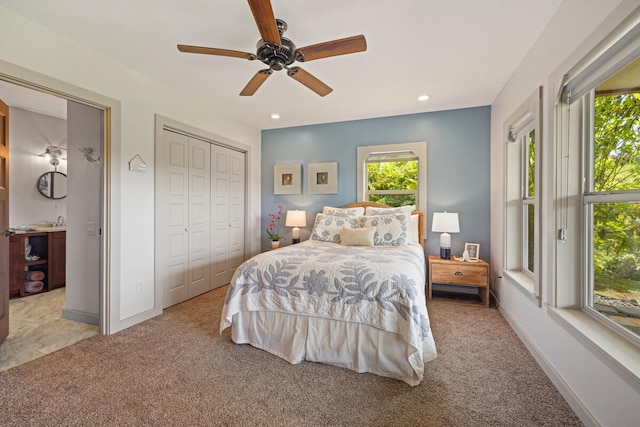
[
  {"x1": 256, "y1": 19, "x2": 296, "y2": 71},
  {"x1": 256, "y1": 37, "x2": 295, "y2": 70}
]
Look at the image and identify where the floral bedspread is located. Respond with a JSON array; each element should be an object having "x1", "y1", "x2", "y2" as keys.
[{"x1": 221, "y1": 240, "x2": 436, "y2": 355}]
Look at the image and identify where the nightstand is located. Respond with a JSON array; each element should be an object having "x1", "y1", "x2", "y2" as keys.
[{"x1": 427, "y1": 254, "x2": 490, "y2": 306}]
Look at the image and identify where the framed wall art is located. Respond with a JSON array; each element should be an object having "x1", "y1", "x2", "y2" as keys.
[
  {"x1": 308, "y1": 162, "x2": 338, "y2": 194},
  {"x1": 274, "y1": 164, "x2": 301, "y2": 195}
]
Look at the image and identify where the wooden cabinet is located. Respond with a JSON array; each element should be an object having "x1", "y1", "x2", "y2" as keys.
[
  {"x1": 8, "y1": 231, "x2": 66, "y2": 298},
  {"x1": 49, "y1": 231, "x2": 66, "y2": 290},
  {"x1": 427, "y1": 254, "x2": 490, "y2": 306}
]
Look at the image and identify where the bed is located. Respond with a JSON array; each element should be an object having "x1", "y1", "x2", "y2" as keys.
[{"x1": 220, "y1": 202, "x2": 437, "y2": 386}]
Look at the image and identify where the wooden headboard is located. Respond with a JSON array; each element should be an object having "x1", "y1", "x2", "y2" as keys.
[{"x1": 342, "y1": 202, "x2": 425, "y2": 248}]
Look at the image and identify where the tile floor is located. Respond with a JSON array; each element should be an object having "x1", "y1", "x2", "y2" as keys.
[{"x1": 0, "y1": 288, "x2": 99, "y2": 372}]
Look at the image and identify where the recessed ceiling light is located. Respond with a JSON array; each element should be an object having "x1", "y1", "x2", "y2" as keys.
[
  {"x1": 270, "y1": 113, "x2": 280, "y2": 119},
  {"x1": 418, "y1": 95, "x2": 430, "y2": 101}
]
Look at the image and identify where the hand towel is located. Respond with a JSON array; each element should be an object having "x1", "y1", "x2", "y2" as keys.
[
  {"x1": 25, "y1": 270, "x2": 45, "y2": 281},
  {"x1": 25, "y1": 281, "x2": 44, "y2": 293}
]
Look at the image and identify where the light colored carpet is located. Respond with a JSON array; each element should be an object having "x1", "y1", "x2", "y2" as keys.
[{"x1": 0, "y1": 286, "x2": 582, "y2": 426}]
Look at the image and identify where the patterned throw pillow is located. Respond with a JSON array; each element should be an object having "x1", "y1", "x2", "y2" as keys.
[
  {"x1": 321, "y1": 206, "x2": 365, "y2": 217},
  {"x1": 359, "y1": 214, "x2": 408, "y2": 246},
  {"x1": 311, "y1": 214, "x2": 359, "y2": 243}
]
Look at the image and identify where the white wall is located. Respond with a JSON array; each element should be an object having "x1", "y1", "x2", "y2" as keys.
[
  {"x1": 63, "y1": 101, "x2": 102, "y2": 324},
  {"x1": 490, "y1": 1, "x2": 640, "y2": 426},
  {"x1": 0, "y1": 7, "x2": 262, "y2": 334},
  {"x1": 8, "y1": 107, "x2": 67, "y2": 226}
]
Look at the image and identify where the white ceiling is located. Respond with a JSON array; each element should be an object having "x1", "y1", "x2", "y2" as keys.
[{"x1": 0, "y1": 0, "x2": 562, "y2": 130}]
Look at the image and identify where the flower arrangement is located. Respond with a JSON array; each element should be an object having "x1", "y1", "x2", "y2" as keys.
[{"x1": 266, "y1": 205, "x2": 285, "y2": 241}]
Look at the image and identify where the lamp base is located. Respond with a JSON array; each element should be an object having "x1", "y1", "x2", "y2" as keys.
[
  {"x1": 292, "y1": 238, "x2": 300, "y2": 244},
  {"x1": 440, "y1": 247, "x2": 451, "y2": 259}
]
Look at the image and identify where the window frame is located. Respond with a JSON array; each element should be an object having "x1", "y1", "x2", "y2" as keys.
[
  {"x1": 554, "y1": 10, "x2": 640, "y2": 349},
  {"x1": 504, "y1": 87, "x2": 543, "y2": 302},
  {"x1": 580, "y1": 90, "x2": 640, "y2": 347},
  {"x1": 356, "y1": 142, "x2": 427, "y2": 215}
]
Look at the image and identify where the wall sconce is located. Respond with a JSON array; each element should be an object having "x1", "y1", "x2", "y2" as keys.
[
  {"x1": 38, "y1": 145, "x2": 66, "y2": 169},
  {"x1": 431, "y1": 212, "x2": 460, "y2": 259},
  {"x1": 285, "y1": 210, "x2": 307, "y2": 244},
  {"x1": 79, "y1": 147, "x2": 100, "y2": 163}
]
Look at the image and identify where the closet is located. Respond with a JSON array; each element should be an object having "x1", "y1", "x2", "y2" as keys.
[{"x1": 157, "y1": 128, "x2": 245, "y2": 309}]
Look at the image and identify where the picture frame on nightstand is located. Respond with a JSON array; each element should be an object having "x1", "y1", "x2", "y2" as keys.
[{"x1": 464, "y1": 243, "x2": 480, "y2": 260}]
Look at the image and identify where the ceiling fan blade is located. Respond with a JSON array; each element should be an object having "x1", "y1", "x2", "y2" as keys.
[
  {"x1": 287, "y1": 67, "x2": 332, "y2": 97},
  {"x1": 240, "y1": 69, "x2": 273, "y2": 96},
  {"x1": 295, "y1": 35, "x2": 367, "y2": 62},
  {"x1": 247, "y1": 0, "x2": 281, "y2": 44},
  {"x1": 177, "y1": 44, "x2": 256, "y2": 60}
]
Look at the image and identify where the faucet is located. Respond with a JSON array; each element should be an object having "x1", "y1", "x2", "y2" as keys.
[{"x1": 56, "y1": 216, "x2": 65, "y2": 226}]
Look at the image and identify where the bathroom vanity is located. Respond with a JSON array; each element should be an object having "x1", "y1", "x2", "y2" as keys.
[{"x1": 9, "y1": 230, "x2": 66, "y2": 298}]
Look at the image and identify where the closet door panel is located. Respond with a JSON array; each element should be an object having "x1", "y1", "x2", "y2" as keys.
[
  {"x1": 188, "y1": 138, "x2": 211, "y2": 298},
  {"x1": 161, "y1": 130, "x2": 189, "y2": 307},
  {"x1": 228, "y1": 151, "x2": 245, "y2": 278},
  {"x1": 211, "y1": 146, "x2": 230, "y2": 288}
]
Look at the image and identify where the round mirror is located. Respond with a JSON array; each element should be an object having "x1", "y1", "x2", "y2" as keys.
[{"x1": 37, "y1": 171, "x2": 67, "y2": 199}]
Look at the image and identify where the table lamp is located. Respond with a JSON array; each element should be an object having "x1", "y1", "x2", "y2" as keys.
[
  {"x1": 431, "y1": 212, "x2": 460, "y2": 259},
  {"x1": 285, "y1": 210, "x2": 307, "y2": 244}
]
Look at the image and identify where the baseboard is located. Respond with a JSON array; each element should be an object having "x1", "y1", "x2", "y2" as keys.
[
  {"x1": 499, "y1": 303, "x2": 600, "y2": 427},
  {"x1": 62, "y1": 308, "x2": 99, "y2": 326}
]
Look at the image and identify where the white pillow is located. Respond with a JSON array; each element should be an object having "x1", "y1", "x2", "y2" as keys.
[
  {"x1": 358, "y1": 214, "x2": 408, "y2": 246},
  {"x1": 311, "y1": 214, "x2": 359, "y2": 243},
  {"x1": 365, "y1": 205, "x2": 413, "y2": 218},
  {"x1": 340, "y1": 227, "x2": 375, "y2": 246},
  {"x1": 409, "y1": 214, "x2": 420, "y2": 244},
  {"x1": 322, "y1": 206, "x2": 365, "y2": 217}
]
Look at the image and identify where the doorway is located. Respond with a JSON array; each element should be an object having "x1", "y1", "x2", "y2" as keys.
[{"x1": 0, "y1": 79, "x2": 105, "y2": 369}]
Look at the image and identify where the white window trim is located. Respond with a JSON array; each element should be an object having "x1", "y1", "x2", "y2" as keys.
[
  {"x1": 356, "y1": 141, "x2": 427, "y2": 215},
  {"x1": 504, "y1": 87, "x2": 543, "y2": 304}
]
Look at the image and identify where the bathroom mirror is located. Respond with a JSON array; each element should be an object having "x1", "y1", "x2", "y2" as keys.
[{"x1": 37, "y1": 171, "x2": 67, "y2": 199}]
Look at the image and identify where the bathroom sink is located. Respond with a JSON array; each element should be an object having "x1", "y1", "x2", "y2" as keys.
[{"x1": 30, "y1": 224, "x2": 66, "y2": 232}]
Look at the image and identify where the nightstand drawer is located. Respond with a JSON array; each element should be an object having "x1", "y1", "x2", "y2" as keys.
[{"x1": 431, "y1": 263, "x2": 488, "y2": 287}]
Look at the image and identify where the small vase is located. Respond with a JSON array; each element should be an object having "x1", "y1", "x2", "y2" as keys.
[{"x1": 271, "y1": 240, "x2": 280, "y2": 249}]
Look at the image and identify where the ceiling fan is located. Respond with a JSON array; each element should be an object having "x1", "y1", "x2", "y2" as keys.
[{"x1": 177, "y1": 0, "x2": 367, "y2": 97}]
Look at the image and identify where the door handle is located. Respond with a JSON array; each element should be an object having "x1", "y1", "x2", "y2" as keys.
[{"x1": 4, "y1": 229, "x2": 12, "y2": 236}]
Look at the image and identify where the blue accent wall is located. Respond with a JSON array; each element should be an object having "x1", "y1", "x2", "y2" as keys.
[{"x1": 261, "y1": 106, "x2": 491, "y2": 258}]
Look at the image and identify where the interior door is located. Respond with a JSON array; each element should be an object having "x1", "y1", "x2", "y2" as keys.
[{"x1": 0, "y1": 98, "x2": 10, "y2": 343}]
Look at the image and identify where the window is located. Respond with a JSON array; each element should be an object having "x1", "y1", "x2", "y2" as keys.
[
  {"x1": 357, "y1": 142, "x2": 427, "y2": 214},
  {"x1": 557, "y1": 15, "x2": 640, "y2": 345},
  {"x1": 365, "y1": 151, "x2": 418, "y2": 207},
  {"x1": 504, "y1": 88, "x2": 542, "y2": 299}
]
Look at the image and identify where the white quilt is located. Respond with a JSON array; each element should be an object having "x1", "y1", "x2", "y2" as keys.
[{"x1": 220, "y1": 240, "x2": 437, "y2": 380}]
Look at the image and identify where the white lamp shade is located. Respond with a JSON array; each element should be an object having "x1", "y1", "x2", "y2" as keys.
[
  {"x1": 431, "y1": 212, "x2": 460, "y2": 233},
  {"x1": 285, "y1": 210, "x2": 307, "y2": 227}
]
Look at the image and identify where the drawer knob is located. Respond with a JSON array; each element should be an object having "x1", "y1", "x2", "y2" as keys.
[{"x1": 455, "y1": 271, "x2": 463, "y2": 276}]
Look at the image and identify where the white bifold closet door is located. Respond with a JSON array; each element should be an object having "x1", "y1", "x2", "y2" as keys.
[
  {"x1": 158, "y1": 129, "x2": 245, "y2": 309},
  {"x1": 211, "y1": 144, "x2": 245, "y2": 288}
]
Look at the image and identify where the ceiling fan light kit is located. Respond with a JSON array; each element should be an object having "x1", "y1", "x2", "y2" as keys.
[{"x1": 177, "y1": 0, "x2": 367, "y2": 97}]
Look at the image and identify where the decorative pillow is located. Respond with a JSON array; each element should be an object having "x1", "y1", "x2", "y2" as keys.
[
  {"x1": 365, "y1": 205, "x2": 413, "y2": 218},
  {"x1": 340, "y1": 226, "x2": 375, "y2": 247},
  {"x1": 408, "y1": 214, "x2": 420, "y2": 244},
  {"x1": 359, "y1": 214, "x2": 408, "y2": 246},
  {"x1": 321, "y1": 206, "x2": 365, "y2": 217},
  {"x1": 311, "y1": 214, "x2": 359, "y2": 243}
]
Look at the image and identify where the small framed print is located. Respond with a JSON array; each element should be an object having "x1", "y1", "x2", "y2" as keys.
[
  {"x1": 464, "y1": 243, "x2": 480, "y2": 260},
  {"x1": 308, "y1": 162, "x2": 338, "y2": 194},
  {"x1": 274, "y1": 164, "x2": 301, "y2": 195}
]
